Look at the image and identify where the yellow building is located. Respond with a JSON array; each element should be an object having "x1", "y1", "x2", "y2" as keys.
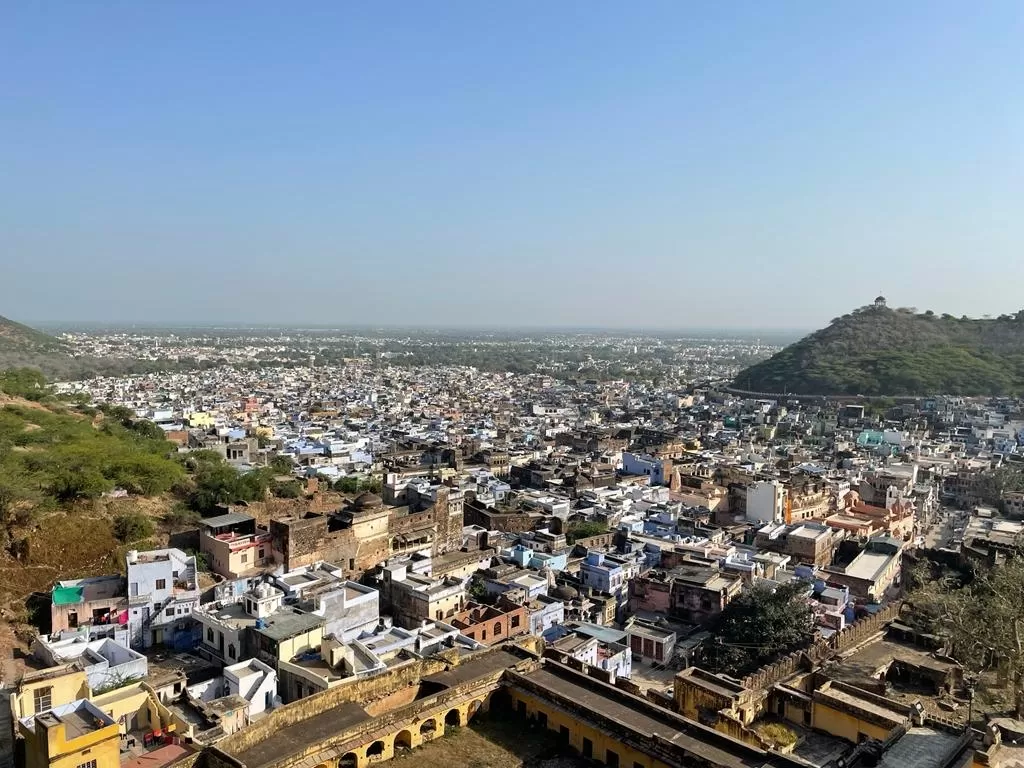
[
  {"x1": 11, "y1": 666, "x2": 90, "y2": 722},
  {"x1": 809, "y1": 681, "x2": 907, "y2": 743},
  {"x1": 20, "y1": 700, "x2": 120, "y2": 768},
  {"x1": 186, "y1": 411, "x2": 215, "y2": 428}
]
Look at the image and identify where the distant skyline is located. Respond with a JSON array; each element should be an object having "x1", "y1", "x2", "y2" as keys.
[{"x1": 3, "y1": 2, "x2": 1022, "y2": 329}]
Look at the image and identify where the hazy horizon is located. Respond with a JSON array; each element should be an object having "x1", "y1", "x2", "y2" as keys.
[{"x1": 4, "y1": 3, "x2": 1022, "y2": 328}]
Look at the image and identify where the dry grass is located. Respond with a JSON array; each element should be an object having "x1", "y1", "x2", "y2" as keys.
[
  {"x1": 755, "y1": 722, "x2": 798, "y2": 748},
  {"x1": 388, "y1": 719, "x2": 583, "y2": 768}
]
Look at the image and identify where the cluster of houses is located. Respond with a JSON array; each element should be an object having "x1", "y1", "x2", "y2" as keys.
[{"x1": 21, "y1": 365, "x2": 1024, "y2": 768}]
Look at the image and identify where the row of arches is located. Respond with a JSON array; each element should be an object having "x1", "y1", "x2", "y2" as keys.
[{"x1": 332, "y1": 700, "x2": 484, "y2": 768}]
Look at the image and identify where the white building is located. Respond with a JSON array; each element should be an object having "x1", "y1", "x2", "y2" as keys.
[
  {"x1": 746, "y1": 480, "x2": 787, "y2": 525},
  {"x1": 126, "y1": 548, "x2": 200, "y2": 650}
]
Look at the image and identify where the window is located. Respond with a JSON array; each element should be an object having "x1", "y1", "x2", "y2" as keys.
[
  {"x1": 165, "y1": 608, "x2": 174, "y2": 617},
  {"x1": 258, "y1": 548, "x2": 265, "y2": 559},
  {"x1": 33, "y1": 686, "x2": 52, "y2": 712},
  {"x1": 228, "y1": 645, "x2": 236, "y2": 660},
  {"x1": 511, "y1": 614, "x2": 521, "y2": 628},
  {"x1": 173, "y1": 571, "x2": 179, "y2": 578},
  {"x1": 76, "y1": 761, "x2": 97, "y2": 768},
  {"x1": 155, "y1": 579, "x2": 166, "y2": 590},
  {"x1": 605, "y1": 749, "x2": 620, "y2": 768},
  {"x1": 241, "y1": 553, "x2": 248, "y2": 563},
  {"x1": 493, "y1": 622, "x2": 502, "y2": 635},
  {"x1": 207, "y1": 628, "x2": 215, "y2": 642}
]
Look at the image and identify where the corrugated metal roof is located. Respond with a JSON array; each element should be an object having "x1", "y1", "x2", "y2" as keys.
[{"x1": 200, "y1": 512, "x2": 254, "y2": 528}]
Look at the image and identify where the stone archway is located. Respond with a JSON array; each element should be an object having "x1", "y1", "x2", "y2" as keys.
[
  {"x1": 445, "y1": 708, "x2": 461, "y2": 727},
  {"x1": 366, "y1": 740, "x2": 386, "y2": 759},
  {"x1": 467, "y1": 699, "x2": 483, "y2": 721},
  {"x1": 419, "y1": 718, "x2": 438, "y2": 739},
  {"x1": 394, "y1": 729, "x2": 413, "y2": 752},
  {"x1": 340, "y1": 754, "x2": 358, "y2": 768}
]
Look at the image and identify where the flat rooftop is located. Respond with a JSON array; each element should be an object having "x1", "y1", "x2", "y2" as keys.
[
  {"x1": 843, "y1": 550, "x2": 894, "y2": 582},
  {"x1": 880, "y1": 727, "x2": 962, "y2": 768},
  {"x1": 817, "y1": 687, "x2": 906, "y2": 725},
  {"x1": 252, "y1": 609, "x2": 324, "y2": 641},
  {"x1": 420, "y1": 648, "x2": 524, "y2": 689},
  {"x1": 628, "y1": 623, "x2": 676, "y2": 641},
  {"x1": 229, "y1": 701, "x2": 369, "y2": 768},
  {"x1": 200, "y1": 512, "x2": 255, "y2": 528},
  {"x1": 519, "y1": 666, "x2": 773, "y2": 767}
]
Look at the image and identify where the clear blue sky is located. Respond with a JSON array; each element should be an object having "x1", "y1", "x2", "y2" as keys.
[{"x1": 2, "y1": 2, "x2": 1022, "y2": 329}]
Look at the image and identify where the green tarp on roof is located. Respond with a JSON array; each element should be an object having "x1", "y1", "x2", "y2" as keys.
[{"x1": 52, "y1": 586, "x2": 84, "y2": 606}]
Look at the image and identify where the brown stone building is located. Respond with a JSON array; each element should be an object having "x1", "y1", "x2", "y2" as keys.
[
  {"x1": 269, "y1": 485, "x2": 465, "y2": 579},
  {"x1": 754, "y1": 522, "x2": 836, "y2": 568},
  {"x1": 628, "y1": 565, "x2": 743, "y2": 627},
  {"x1": 449, "y1": 597, "x2": 529, "y2": 646},
  {"x1": 463, "y1": 497, "x2": 550, "y2": 533}
]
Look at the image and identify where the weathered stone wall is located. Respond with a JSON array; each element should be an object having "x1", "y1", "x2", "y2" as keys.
[
  {"x1": 739, "y1": 602, "x2": 902, "y2": 691},
  {"x1": 572, "y1": 533, "x2": 616, "y2": 550},
  {"x1": 216, "y1": 654, "x2": 455, "y2": 755}
]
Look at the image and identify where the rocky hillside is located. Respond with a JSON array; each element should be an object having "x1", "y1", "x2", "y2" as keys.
[{"x1": 734, "y1": 302, "x2": 1024, "y2": 396}]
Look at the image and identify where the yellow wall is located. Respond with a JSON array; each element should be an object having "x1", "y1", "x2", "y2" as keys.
[
  {"x1": 12, "y1": 670, "x2": 89, "y2": 721},
  {"x1": 278, "y1": 626, "x2": 326, "y2": 662},
  {"x1": 351, "y1": 510, "x2": 389, "y2": 540},
  {"x1": 203, "y1": 535, "x2": 271, "y2": 578},
  {"x1": 811, "y1": 701, "x2": 894, "y2": 743},
  {"x1": 21, "y1": 715, "x2": 120, "y2": 768},
  {"x1": 90, "y1": 683, "x2": 171, "y2": 735},
  {"x1": 426, "y1": 591, "x2": 465, "y2": 622},
  {"x1": 508, "y1": 688, "x2": 674, "y2": 768},
  {"x1": 188, "y1": 412, "x2": 214, "y2": 428}
]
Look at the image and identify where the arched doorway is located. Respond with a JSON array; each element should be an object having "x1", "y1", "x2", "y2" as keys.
[
  {"x1": 366, "y1": 740, "x2": 385, "y2": 759},
  {"x1": 489, "y1": 688, "x2": 513, "y2": 715},
  {"x1": 340, "y1": 754, "x2": 358, "y2": 768},
  {"x1": 467, "y1": 700, "x2": 483, "y2": 721},
  {"x1": 419, "y1": 719, "x2": 437, "y2": 739},
  {"x1": 394, "y1": 730, "x2": 413, "y2": 752},
  {"x1": 445, "y1": 709, "x2": 461, "y2": 727}
]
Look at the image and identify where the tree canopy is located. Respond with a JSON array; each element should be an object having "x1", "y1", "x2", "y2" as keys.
[
  {"x1": 701, "y1": 581, "x2": 814, "y2": 674},
  {"x1": 910, "y1": 556, "x2": 1024, "y2": 714}
]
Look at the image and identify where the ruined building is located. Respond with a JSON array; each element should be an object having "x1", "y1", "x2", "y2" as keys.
[{"x1": 269, "y1": 485, "x2": 465, "y2": 579}]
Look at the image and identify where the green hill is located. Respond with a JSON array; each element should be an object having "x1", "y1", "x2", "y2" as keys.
[
  {"x1": 0, "y1": 314, "x2": 66, "y2": 353},
  {"x1": 734, "y1": 301, "x2": 1024, "y2": 396}
]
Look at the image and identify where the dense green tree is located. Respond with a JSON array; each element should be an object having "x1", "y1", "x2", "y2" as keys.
[
  {"x1": 272, "y1": 480, "x2": 302, "y2": 499},
  {"x1": 565, "y1": 522, "x2": 610, "y2": 543},
  {"x1": 268, "y1": 454, "x2": 296, "y2": 475},
  {"x1": 701, "y1": 581, "x2": 814, "y2": 674}
]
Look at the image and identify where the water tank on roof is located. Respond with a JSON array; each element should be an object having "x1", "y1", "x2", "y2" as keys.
[{"x1": 127, "y1": 550, "x2": 138, "y2": 565}]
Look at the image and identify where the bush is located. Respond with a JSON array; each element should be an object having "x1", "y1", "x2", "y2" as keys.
[
  {"x1": 163, "y1": 504, "x2": 201, "y2": 530},
  {"x1": 112, "y1": 512, "x2": 155, "y2": 543},
  {"x1": 272, "y1": 480, "x2": 302, "y2": 499},
  {"x1": 566, "y1": 521, "x2": 610, "y2": 543}
]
